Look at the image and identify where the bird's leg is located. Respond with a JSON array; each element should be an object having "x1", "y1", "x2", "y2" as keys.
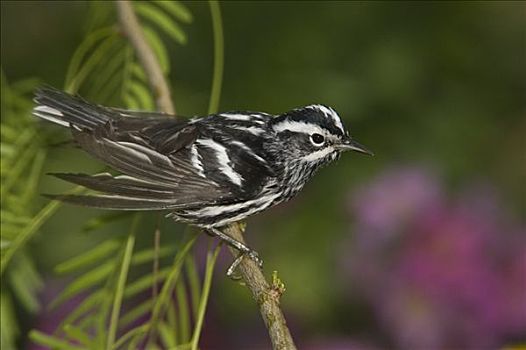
[
  {"x1": 206, "y1": 227, "x2": 263, "y2": 278},
  {"x1": 226, "y1": 254, "x2": 244, "y2": 280}
]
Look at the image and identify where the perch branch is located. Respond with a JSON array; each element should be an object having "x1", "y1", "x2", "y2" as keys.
[
  {"x1": 223, "y1": 223, "x2": 297, "y2": 350},
  {"x1": 116, "y1": 0, "x2": 175, "y2": 114},
  {"x1": 116, "y1": 2, "x2": 296, "y2": 349}
]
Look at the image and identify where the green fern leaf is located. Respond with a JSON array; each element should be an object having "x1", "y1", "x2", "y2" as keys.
[
  {"x1": 63, "y1": 324, "x2": 92, "y2": 348},
  {"x1": 84, "y1": 41, "x2": 127, "y2": 102},
  {"x1": 50, "y1": 261, "x2": 116, "y2": 309},
  {"x1": 64, "y1": 27, "x2": 116, "y2": 92},
  {"x1": 128, "y1": 80, "x2": 155, "y2": 110},
  {"x1": 54, "y1": 240, "x2": 121, "y2": 275},
  {"x1": 134, "y1": 2, "x2": 187, "y2": 45},
  {"x1": 142, "y1": 26, "x2": 170, "y2": 74},
  {"x1": 154, "y1": 0, "x2": 193, "y2": 24},
  {"x1": 158, "y1": 320, "x2": 177, "y2": 348},
  {"x1": 67, "y1": 34, "x2": 119, "y2": 93},
  {"x1": 29, "y1": 330, "x2": 85, "y2": 350},
  {"x1": 107, "y1": 232, "x2": 136, "y2": 349},
  {"x1": 185, "y1": 255, "x2": 202, "y2": 319},
  {"x1": 130, "y1": 62, "x2": 147, "y2": 82},
  {"x1": 112, "y1": 324, "x2": 149, "y2": 350},
  {"x1": 8, "y1": 253, "x2": 43, "y2": 313},
  {"x1": 123, "y1": 91, "x2": 141, "y2": 110},
  {"x1": 123, "y1": 267, "x2": 170, "y2": 299},
  {"x1": 118, "y1": 299, "x2": 154, "y2": 330},
  {"x1": 58, "y1": 291, "x2": 102, "y2": 329},
  {"x1": 1, "y1": 292, "x2": 19, "y2": 350},
  {"x1": 176, "y1": 282, "x2": 191, "y2": 343},
  {"x1": 131, "y1": 245, "x2": 177, "y2": 265}
]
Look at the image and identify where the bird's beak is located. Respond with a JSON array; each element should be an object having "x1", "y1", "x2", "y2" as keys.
[{"x1": 336, "y1": 137, "x2": 374, "y2": 156}]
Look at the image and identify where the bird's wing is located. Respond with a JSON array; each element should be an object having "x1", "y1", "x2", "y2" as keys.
[
  {"x1": 34, "y1": 86, "x2": 180, "y2": 130},
  {"x1": 193, "y1": 115, "x2": 278, "y2": 198},
  {"x1": 52, "y1": 118, "x2": 233, "y2": 211},
  {"x1": 34, "y1": 88, "x2": 275, "y2": 210}
]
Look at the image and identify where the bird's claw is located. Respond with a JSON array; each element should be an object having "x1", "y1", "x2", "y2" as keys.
[
  {"x1": 226, "y1": 250, "x2": 263, "y2": 280},
  {"x1": 248, "y1": 250, "x2": 263, "y2": 269}
]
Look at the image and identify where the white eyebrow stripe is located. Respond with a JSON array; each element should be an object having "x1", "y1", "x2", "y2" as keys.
[
  {"x1": 196, "y1": 138, "x2": 244, "y2": 186},
  {"x1": 272, "y1": 120, "x2": 325, "y2": 135},
  {"x1": 301, "y1": 145, "x2": 336, "y2": 162}
]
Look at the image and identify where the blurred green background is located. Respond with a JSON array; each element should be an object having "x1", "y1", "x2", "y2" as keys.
[{"x1": 1, "y1": 1, "x2": 525, "y2": 349}]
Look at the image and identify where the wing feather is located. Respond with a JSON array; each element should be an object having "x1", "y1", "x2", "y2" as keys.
[
  {"x1": 60, "y1": 124, "x2": 230, "y2": 209},
  {"x1": 50, "y1": 173, "x2": 176, "y2": 199},
  {"x1": 73, "y1": 131, "x2": 181, "y2": 185},
  {"x1": 35, "y1": 88, "x2": 239, "y2": 211},
  {"x1": 44, "y1": 194, "x2": 180, "y2": 210}
]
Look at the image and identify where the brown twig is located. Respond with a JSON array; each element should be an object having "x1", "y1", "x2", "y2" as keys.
[
  {"x1": 115, "y1": 1, "x2": 296, "y2": 348},
  {"x1": 224, "y1": 223, "x2": 297, "y2": 350},
  {"x1": 115, "y1": 0, "x2": 175, "y2": 114}
]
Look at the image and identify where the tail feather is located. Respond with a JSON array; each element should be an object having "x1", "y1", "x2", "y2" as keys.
[
  {"x1": 49, "y1": 172, "x2": 177, "y2": 199},
  {"x1": 43, "y1": 193, "x2": 178, "y2": 211},
  {"x1": 33, "y1": 87, "x2": 116, "y2": 130}
]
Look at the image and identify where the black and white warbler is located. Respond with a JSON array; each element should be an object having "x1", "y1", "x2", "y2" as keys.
[{"x1": 33, "y1": 87, "x2": 372, "y2": 276}]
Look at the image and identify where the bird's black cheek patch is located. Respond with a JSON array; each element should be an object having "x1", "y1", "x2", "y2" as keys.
[
  {"x1": 276, "y1": 130, "x2": 295, "y2": 140},
  {"x1": 275, "y1": 132, "x2": 315, "y2": 157}
]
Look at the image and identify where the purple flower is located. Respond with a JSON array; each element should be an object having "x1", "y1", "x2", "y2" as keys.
[
  {"x1": 349, "y1": 166, "x2": 442, "y2": 250},
  {"x1": 341, "y1": 166, "x2": 526, "y2": 349}
]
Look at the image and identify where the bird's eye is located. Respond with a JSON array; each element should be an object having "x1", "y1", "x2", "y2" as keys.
[{"x1": 310, "y1": 133, "x2": 325, "y2": 145}]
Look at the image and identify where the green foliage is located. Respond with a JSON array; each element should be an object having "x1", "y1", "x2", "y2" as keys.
[
  {"x1": 64, "y1": 0, "x2": 192, "y2": 110},
  {"x1": 0, "y1": 1, "x2": 226, "y2": 349},
  {"x1": 27, "y1": 217, "x2": 218, "y2": 349},
  {"x1": 208, "y1": 1, "x2": 224, "y2": 115},
  {"x1": 1, "y1": 73, "x2": 47, "y2": 350},
  {"x1": 0, "y1": 83, "x2": 86, "y2": 350},
  {"x1": 1, "y1": 75, "x2": 45, "y2": 268},
  {"x1": 190, "y1": 243, "x2": 221, "y2": 350}
]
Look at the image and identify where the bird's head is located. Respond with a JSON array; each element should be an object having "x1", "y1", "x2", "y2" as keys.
[{"x1": 269, "y1": 104, "x2": 372, "y2": 167}]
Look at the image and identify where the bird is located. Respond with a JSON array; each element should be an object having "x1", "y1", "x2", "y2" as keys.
[{"x1": 33, "y1": 87, "x2": 372, "y2": 276}]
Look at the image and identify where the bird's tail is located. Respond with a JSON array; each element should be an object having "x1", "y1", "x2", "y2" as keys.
[{"x1": 33, "y1": 87, "x2": 116, "y2": 131}]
